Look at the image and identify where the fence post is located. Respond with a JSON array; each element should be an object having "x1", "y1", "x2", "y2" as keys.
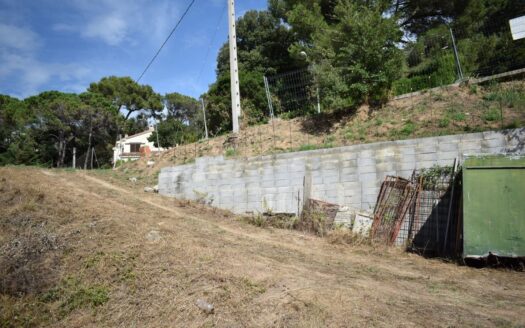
[{"x1": 263, "y1": 75, "x2": 274, "y2": 120}]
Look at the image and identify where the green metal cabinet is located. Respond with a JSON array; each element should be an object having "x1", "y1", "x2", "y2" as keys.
[{"x1": 463, "y1": 155, "x2": 525, "y2": 258}]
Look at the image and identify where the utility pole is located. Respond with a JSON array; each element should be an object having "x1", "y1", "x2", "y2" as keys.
[
  {"x1": 201, "y1": 98, "x2": 209, "y2": 139},
  {"x1": 228, "y1": 0, "x2": 241, "y2": 133},
  {"x1": 155, "y1": 121, "x2": 161, "y2": 150},
  {"x1": 449, "y1": 26, "x2": 464, "y2": 81}
]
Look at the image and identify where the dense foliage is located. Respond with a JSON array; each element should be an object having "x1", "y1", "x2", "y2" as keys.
[
  {"x1": 0, "y1": 79, "x2": 203, "y2": 168},
  {"x1": 1, "y1": 0, "x2": 524, "y2": 167}
]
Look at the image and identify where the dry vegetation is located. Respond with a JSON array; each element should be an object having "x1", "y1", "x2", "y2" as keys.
[
  {"x1": 115, "y1": 81, "x2": 525, "y2": 188},
  {"x1": 1, "y1": 167, "x2": 524, "y2": 327}
]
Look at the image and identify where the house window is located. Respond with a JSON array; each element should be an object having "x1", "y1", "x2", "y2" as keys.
[{"x1": 129, "y1": 143, "x2": 142, "y2": 153}]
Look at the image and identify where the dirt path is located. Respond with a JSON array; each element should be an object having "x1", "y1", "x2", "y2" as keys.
[{"x1": 2, "y1": 168, "x2": 524, "y2": 328}]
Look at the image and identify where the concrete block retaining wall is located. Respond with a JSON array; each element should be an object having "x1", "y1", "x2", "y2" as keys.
[{"x1": 158, "y1": 128, "x2": 524, "y2": 215}]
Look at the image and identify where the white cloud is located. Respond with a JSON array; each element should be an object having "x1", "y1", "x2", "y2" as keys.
[
  {"x1": 0, "y1": 52, "x2": 92, "y2": 97},
  {"x1": 0, "y1": 21, "x2": 92, "y2": 98},
  {"x1": 52, "y1": 23, "x2": 76, "y2": 32},
  {"x1": 83, "y1": 14, "x2": 127, "y2": 46},
  {"x1": 52, "y1": 0, "x2": 182, "y2": 46},
  {"x1": 0, "y1": 23, "x2": 40, "y2": 51}
]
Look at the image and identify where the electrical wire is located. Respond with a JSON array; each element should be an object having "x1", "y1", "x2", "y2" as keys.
[
  {"x1": 136, "y1": 0, "x2": 197, "y2": 82},
  {"x1": 195, "y1": 3, "x2": 227, "y2": 89}
]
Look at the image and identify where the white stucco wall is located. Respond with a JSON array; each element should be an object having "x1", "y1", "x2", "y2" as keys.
[{"x1": 113, "y1": 128, "x2": 162, "y2": 162}]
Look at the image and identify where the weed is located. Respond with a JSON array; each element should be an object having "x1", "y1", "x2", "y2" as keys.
[
  {"x1": 451, "y1": 111, "x2": 466, "y2": 121},
  {"x1": 469, "y1": 84, "x2": 478, "y2": 94},
  {"x1": 241, "y1": 277, "x2": 266, "y2": 294},
  {"x1": 344, "y1": 128, "x2": 354, "y2": 140},
  {"x1": 84, "y1": 251, "x2": 105, "y2": 268},
  {"x1": 399, "y1": 121, "x2": 416, "y2": 136},
  {"x1": 438, "y1": 117, "x2": 450, "y2": 128},
  {"x1": 483, "y1": 108, "x2": 500, "y2": 122},
  {"x1": 224, "y1": 147, "x2": 237, "y2": 157},
  {"x1": 326, "y1": 228, "x2": 370, "y2": 246},
  {"x1": 298, "y1": 144, "x2": 318, "y2": 151},
  {"x1": 504, "y1": 120, "x2": 519, "y2": 129},
  {"x1": 374, "y1": 118, "x2": 383, "y2": 126},
  {"x1": 38, "y1": 277, "x2": 110, "y2": 316},
  {"x1": 432, "y1": 93, "x2": 445, "y2": 101},
  {"x1": 243, "y1": 213, "x2": 297, "y2": 229}
]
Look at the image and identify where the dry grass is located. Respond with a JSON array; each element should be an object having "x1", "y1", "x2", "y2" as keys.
[
  {"x1": 1, "y1": 167, "x2": 525, "y2": 327},
  {"x1": 114, "y1": 81, "x2": 525, "y2": 189}
]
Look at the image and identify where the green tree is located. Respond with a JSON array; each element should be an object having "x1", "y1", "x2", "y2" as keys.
[
  {"x1": 205, "y1": 10, "x2": 298, "y2": 134},
  {"x1": 148, "y1": 118, "x2": 198, "y2": 148},
  {"x1": 88, "y1": 76, "x2": 163, "y2": 120},
  {"x1": 0, "y1": 95, "x2": 38, "y2": 165},
  {"x1": 282, "y1": 0, "x2": 403, "y2": 108}
]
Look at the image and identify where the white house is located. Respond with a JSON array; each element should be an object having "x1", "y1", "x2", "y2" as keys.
[{"x1": 113, "y1": 127, "x2": 163, "y2": 163}]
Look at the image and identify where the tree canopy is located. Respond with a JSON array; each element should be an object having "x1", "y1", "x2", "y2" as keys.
[
  {"x1": 88, "y1": 76, "x2": 163, "y2": 119},
  {"x1": 2, "y1": 0, "x2": 524, "y2": 168}
]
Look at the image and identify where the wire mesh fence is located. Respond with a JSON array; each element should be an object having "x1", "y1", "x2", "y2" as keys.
[
  {"x1": 264, "y1": 67, "x2": 320, "y2": 118},
  {"x1": 393, "y1": 19, "x2": 525, "y2": 96},
  {"x1": 372, "y1": 163, "x2": 462, "y2": 257}
]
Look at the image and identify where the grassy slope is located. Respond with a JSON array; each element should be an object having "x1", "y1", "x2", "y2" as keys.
[
  {"x1": 1, "y1": 167, "x2": 524, "y2": 327},
  {"x1": 116, "y1": 81, "x2": 525, "y2": 188}
]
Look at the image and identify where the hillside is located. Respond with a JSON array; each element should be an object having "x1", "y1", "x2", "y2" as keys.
[
  {"x1": 115, "y1": 80, "x2": 525, "y2": 188},
  {"x1": 1, "y1": 167, "x2": 525, "y2": 327}
]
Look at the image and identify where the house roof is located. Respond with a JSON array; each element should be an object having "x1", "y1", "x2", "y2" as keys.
[{"x1": 119, "y1": 127, "x2": 154, "y2": 142}]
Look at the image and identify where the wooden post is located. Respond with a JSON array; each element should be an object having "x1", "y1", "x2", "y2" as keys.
[
  {"x1": 90, "y1": 147, "x2": 94, "y2": 170},
  {"x1": 72, "y1": 147, "x2": 76, "y2": 169}
]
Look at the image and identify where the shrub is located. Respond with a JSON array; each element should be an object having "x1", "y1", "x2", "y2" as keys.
[
  {"x1": 438, "y1": 117, "x2": 450, "y2": 128},
  {"x1": 224, "y1": 147, "x2": 237, "y2": 157},
  {"x1": 483, "y1": 108, "x2": 500, "y2": 122},
  {"x1": 400, "y1": 121, "x2": 416, "y2": 136}
]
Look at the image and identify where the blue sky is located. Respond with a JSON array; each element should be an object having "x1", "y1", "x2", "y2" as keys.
[{"x1": 0, "y1": 0, "x2": 267, "y2": 100}]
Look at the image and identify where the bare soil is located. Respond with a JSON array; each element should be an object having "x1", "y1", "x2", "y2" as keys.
[{"x1": 1, "y1": 167, "x2": 524, "y2": 327}]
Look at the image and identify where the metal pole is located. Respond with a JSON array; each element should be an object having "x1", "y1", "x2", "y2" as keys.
[
  {"x1": 316, "y1": 86, "x2": 321, "y2": 114},
  {"x1": 449, "y1": 26, "x2": 464, "y2": 81},
  {"x1": 443, "y1": 158, "x2": 457, "y2": 256},
  {"x1": 72, "y1": 147, "x2": 76, "y2": 169},
  {"x1": 263, "y1": 75, "x2": 274, "y2": 119},
  {"x1": 228, "y1": 0, "x2": 241, "y2": 133},
  {"x1": 155, "y1": 121, "x2": 161, "y2": 150},
  {"x1": 201, "y1": 98, "x2": 209, "y2": 139}
]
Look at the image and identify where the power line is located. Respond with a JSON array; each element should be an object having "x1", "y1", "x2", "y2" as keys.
[
  {"x1": 195, "y1": 3, "x2": 227, "y2": 88},
  {"x1": 136, "y1": 0, "x2": 197, "y2": 83}
]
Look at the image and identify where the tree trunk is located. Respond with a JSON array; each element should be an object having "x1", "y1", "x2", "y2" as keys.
[
  {"x1": 57, "y1": 131, "x2": 66, "y2": 167},
  {"x1": 84, "y1": 124, "x2": 92, "y2": 170}
]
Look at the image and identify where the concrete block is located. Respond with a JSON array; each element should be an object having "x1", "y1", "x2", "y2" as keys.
[
  {"x1": 416, "y1": 142, "x2": 437, "y2": 154},
  {"x1": 312, "y1": 176, "x2": 323, "y2": 184},
  {"x1": 416, "y1": 152, "x2": 437, "y2": 162},
  {"x1": 481, "y1": 138, "x2": 506, "y2": 149},
  {"x1": 376, "y1": 162, "x2": 396, "y2": 172},
  {"x1": 323, "y1": 175, "x2": 340, "y2": 184},
  {"x1": 341, "y1": 152, "x2": 358, "y2": 160},
  {"x1": 342, "y1": 159, "x2": 357, "y2": 168},
  {"x1": 438, "y1": 151, "x2": 460, "y2": 161},
  {"x1": 438, "y1": 142, "x2": 459, "y2": 152},
  {"x1": 359, "y1": 172, "x2": 377, "y2": 183},
  {"x1": 358, "y1": 165, "x2": 377, "y2": 174},
  {"x1": 461, "y1": 132, "x2": 484, "y2": 141},
  {"x1": 275, "y1": 179, "x2": 290, "y2": 187},
  {"x1": 482, "y1": 130, "x2": 503, "y2": 140},
  {"x1": 342, "y1": 174, "x2": 358, "y2": 182},
  {"x1": 398, "y1": 146, "x2": 417, "y2": 156},
  {"x1": 357, "y1": 157, "x2": 375, "y2": 167},
  {"x1": 261, "y1": 180, "x2": 276, "y2": 188}
]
